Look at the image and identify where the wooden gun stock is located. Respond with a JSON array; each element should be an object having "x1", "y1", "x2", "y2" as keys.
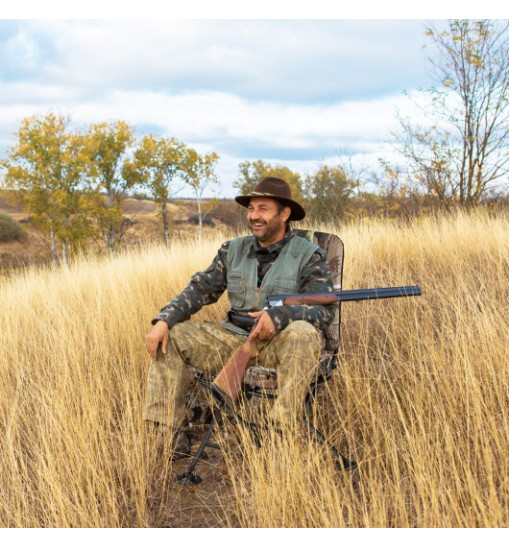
[
  {"x1": 277, "y1": 293, "x2": 339, "y2": 306},
  {"x1": 212, "y1": 339, "x2": 258, "y2": 403}
]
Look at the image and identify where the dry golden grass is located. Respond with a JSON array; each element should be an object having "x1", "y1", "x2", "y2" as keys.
[{"x1": 0, "y1": 211, "x2": 508, "y2": 527}]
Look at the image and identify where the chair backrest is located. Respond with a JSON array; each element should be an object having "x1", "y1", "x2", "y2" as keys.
[{"x1": 294, "y1": 229, "x2": 344, "y2": 354}]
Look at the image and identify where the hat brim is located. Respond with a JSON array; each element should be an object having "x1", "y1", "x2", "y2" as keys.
[{"x1": 235, "y1": 194, "x2": 305, "y2": 221}]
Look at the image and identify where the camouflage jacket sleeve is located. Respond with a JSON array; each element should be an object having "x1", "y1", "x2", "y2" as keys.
[
  {"x1": 152, "y1": 243, "x2": 229, "y2": 328},
  {"x1": 265, "y1": 247, "x2": 336, "y2": 333}
]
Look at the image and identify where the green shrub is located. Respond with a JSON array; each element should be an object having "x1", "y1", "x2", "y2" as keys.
[{"x1": 0, "y1": 211, "x2": 25, "y2": 242}]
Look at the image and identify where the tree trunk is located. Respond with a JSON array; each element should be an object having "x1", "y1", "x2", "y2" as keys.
[
  {"x1": 105, "y1": 190, "x2": 116, "y2": 253},
  {"x1": 107, "y1": 220, "x2": 116, "y2": 253},
  {"x1": 50, "y1": 223, "x2": 59, "y2": 267},
  {"x1": 196, "y1": 197, "x2": 203, "y2": 241},
  {"x1": 161, "y1": 200, "x2": 170, "y2": 247}
]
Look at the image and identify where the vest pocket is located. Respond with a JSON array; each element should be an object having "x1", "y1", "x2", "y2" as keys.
[
  {"x1": 268, "y1": 278, "x2": 299, "y2": 295},
  {"x1": 227, "y1": 273, "x2": 246, "y2": 308}
]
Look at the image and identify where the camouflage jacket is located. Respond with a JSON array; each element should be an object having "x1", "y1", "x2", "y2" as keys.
[{"x1": 153, "y1": 228, "x2": 335, "y2": 333}]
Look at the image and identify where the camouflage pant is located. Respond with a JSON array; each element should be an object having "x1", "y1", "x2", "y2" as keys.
[{"x1": 143, "y1": 320, "x2": 322, "y2": 428}]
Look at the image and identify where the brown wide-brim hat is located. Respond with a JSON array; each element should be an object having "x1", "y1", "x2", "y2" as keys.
[{"x1": 235, "y1": 176, "x2": 306, "y2": 221}]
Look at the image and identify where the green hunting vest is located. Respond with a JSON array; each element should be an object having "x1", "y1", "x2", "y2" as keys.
[{"x1": 221, "y1": 234, "x2": 318, "y2": 336}]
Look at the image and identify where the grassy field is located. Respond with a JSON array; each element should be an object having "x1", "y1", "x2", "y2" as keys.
[{"x1": 0, "y1": 211, "x2": 507, "y2": 527}]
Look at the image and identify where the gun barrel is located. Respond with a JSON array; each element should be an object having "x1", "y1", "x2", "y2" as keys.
[
  {"x1": 337, "y1": 285, "x2": 422, "y2": 302},
  {"x1": 267, "y1": 284, "x2": 421, "y2": 307}
]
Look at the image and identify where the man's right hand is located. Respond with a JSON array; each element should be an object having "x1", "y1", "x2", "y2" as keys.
[{"x1": 145, "y1": 320, "x2": 170, "y2": 359}]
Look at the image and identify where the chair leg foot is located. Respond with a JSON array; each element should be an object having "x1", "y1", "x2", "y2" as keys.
[
  {"x1": 303, "y1": 416, "x2": 357, "y2": 472},
  {"x1": 175, "y1": 471, "x2": 203, "y2": 486},
  {"x1": 174, "y1": 408, "x2": 224, "y2": 485},
  {"x1": 336, "y1": 455, "x2": 357, "y2": 471}
]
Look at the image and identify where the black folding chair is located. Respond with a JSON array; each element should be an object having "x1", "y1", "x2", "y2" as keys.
[{"x1": 177, "y1": 229, "x2": 357, "y2": 486}]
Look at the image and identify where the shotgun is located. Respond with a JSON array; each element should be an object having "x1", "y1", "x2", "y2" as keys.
[{"x1": 212, "y1": 285, "x2": 421, "y2": 404}]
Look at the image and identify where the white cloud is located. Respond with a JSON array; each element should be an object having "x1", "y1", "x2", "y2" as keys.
[
  {"x1": 6, "y1": 20, "x2": 435, "y2": 102},
  {"x1": 0, "y1": 20, "x2": 446, "y2": 197},
  {"x1": 5, "y1": 29, "x2": 38, "y2": 69},
  {"x1": 50, "y1": 88, "x2": 406, "y2": 152}
]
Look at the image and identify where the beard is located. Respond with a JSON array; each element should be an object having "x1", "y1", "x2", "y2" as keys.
[{"x1": 249, "y1": 218, "x2": 283, "y2": 244}]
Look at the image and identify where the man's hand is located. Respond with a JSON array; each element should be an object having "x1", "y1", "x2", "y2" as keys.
[
  {"x1": 145, "y1": 320, "x2": 170, "y2": 359},
  {"x1": 247, "y1": 310, "x2": 277, "y2": 341}
]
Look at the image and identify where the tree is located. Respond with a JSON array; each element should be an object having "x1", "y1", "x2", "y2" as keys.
[
  {"x1": 395, "y1": 20, "x2": 509, "y2": 207},
  {"x1": 85, "y1": 120, "x2": 136, "y2": 252},
  {"x1": 124, "y1": 135, "x2": 187, "y2": 246},
  {"x1": 1, "y1": 113, "x2": 93, "y2": 265},
  {"x1": 304, "y1": 164, "x2": 358, "y2": 223},
  {"x1": 233, "y1": 160, "x2": 304, "y2": 204},
  {"x1": 182, "y1": 149, "x2": 220, "y2": 240}
]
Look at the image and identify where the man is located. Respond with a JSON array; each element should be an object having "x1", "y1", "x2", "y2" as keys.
[{"x1": 144, "y1": 176, "x2": 335, "y2": 459}]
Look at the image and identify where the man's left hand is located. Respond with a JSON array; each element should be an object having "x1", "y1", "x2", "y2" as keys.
[{"x1": 247, "y1": 310, "x2": 277, "y2": 340}]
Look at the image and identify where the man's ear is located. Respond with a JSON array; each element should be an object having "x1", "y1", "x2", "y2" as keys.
[{"x1": 281, "y1": 206, "x2": 291, "y2": 222}]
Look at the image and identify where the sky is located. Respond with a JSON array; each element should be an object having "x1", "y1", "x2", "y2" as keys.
[{"x1": 0, "y1": 5, "x2": 505, "y2": 198}]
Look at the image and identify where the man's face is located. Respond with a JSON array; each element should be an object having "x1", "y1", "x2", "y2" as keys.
[{"x1": 247, "y1": 197, "x2": 291, "y2": 247}]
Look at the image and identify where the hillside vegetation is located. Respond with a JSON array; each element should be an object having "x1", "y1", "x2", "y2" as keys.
[
  {"x1": 0, "y1": 192, "x2": 235, "y2": 272},
  {"x1": 0, "y1": 211, "x2": 507, "y2": 527}
]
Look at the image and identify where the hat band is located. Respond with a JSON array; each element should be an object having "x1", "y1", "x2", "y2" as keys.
[{"x1": 250, "y1": 191, "x2": 290, "y2": 199}]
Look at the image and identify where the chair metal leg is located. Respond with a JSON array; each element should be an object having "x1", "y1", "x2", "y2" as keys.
[
  {"x1": 176, "y1": 406, "x2": 223, "y2": 485},
  {"x1": 302, "y1": 416, "x2": 357, "y2": 471},
  {"x1": 177, "y1": 386, "x2": 265, "y2": 486},
  {"x1": 178, "y1": 368, "x2": 357, "y2": 486},
  {"x1": 303, "y1": 379, "x2": 357, "y2": 472}
]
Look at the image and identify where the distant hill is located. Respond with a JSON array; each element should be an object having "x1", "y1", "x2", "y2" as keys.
[{"x1": 0, "y1": 192, "x2": 242, "y2": 272}]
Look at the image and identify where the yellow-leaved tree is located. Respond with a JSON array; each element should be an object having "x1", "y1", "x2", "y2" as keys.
[
  {"x1": 123, "y1": 135, "x2": 188, "y2": 246},
  {"x1": 0, "y1": 112, "x2": 94, "y2": 266},
  {"x1": 85, "y1": 120, "x2": 136, "y2": 253},
  {"x1": 181, "y1": 149, "x2": 220, "y2": 241}
]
